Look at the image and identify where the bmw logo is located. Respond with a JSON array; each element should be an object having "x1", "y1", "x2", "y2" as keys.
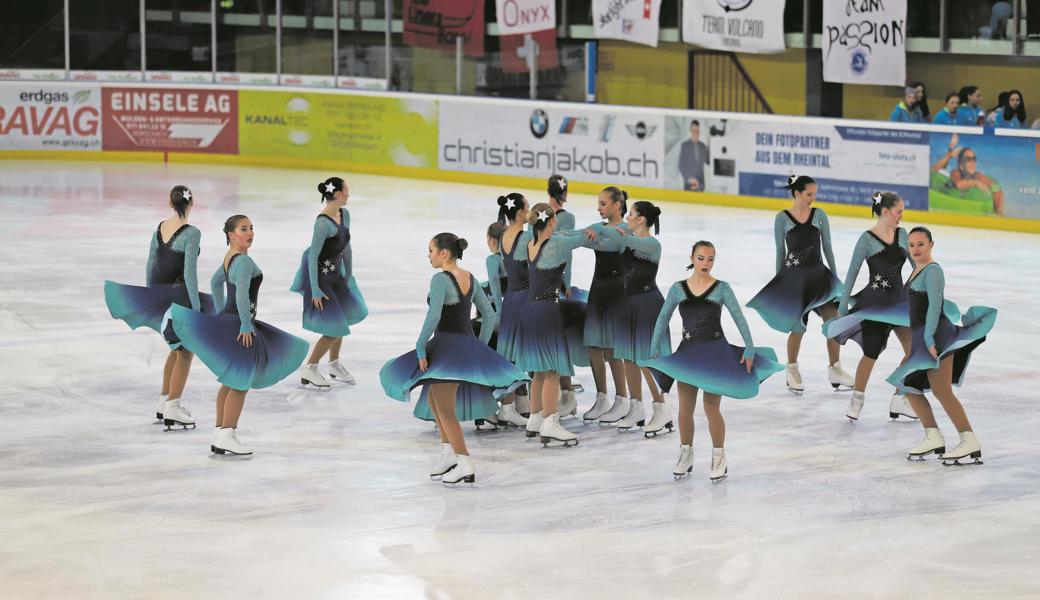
[
  {"x1": 850, "y1": 49, "x2": 868, "y2": 75},
  {"x1": 530, "y1": 109, "x2": 549, "y2": 139}
]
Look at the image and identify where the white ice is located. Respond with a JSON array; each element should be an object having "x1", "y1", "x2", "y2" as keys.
[{"x1": 1, "y1": 160, "x2": 1038, "y2": 599}]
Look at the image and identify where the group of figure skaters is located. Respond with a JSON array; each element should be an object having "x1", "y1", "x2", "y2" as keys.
[{"x1": 104, "y1": 173, "x2": 996, "y2": 486}]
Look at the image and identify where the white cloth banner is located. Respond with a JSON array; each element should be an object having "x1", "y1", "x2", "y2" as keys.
[
  {"x1": 495, "y1": 0, "x2": 556, "y2": 35},
  {"x1": 823, "y1": 0, "x2": 906, "y2": 86},
  {"x1": 682, "y1": 0, "x2": 786, "y2": 53},
  {"x1": 593, "y1": 0, "x2": 663, "y2": 48}
]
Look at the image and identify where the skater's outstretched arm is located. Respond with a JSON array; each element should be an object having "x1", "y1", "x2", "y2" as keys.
[
  {"x1": 486, "y1": 254, "x2": 504, "y2": 310},
  {"x1": 717, "y1": 282, "x2": 755, "y2": 359},
  {"x1": 415, "y1": 273, "x2": 450, "y2": 359},
  {"x1": 471, "y1": 275, "x2": 498, "y2": 345},
  {"x1": 817, "y1": 210, "x2": 839, "y2": 275},
  {"x1": 210, "y1": 264, "x2": 226, "y2": 312},
  {"x1": 773, "y1": 213, "x2": 786, "y2": 274},
  {"x1": 230, "y1": 257, "x2": 256, "y2": 335},
  {"x1": 307, "y1": 215, "x2": 337, "y2": 301},
  {"x1": 581, "y1": 222, "x2": 624, "y2": 253},
  {"x1": 180, "y1": 227, "x2": 202, "y2": 311},
  {"x1": 922, "y1": 265, "x2": 945, "y2": 349},
  {"x1": 649, "y1": 283, "x2": 682, "y2": 357},
  {"x1": 145, "y1": 232, "x2": 158, "y2": 287},
  {"x1": 838, "y1": 233, "x2": 870, "y2": 315}
]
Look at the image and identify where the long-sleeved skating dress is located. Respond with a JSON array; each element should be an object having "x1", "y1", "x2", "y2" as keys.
[
  {"x1": 823, "y1": 228, "x2": 916, "y2": 359},
  {"x1": 554, "y1": 208, "x2": 590, "y2": 367},
  {"x1": 641, "y1": 280, "x2": 783, "y2": 399},
  {"x1": 581, "y1": 223, "x2": 627, "y2": 351},
  {"x1": 381, "y1": 271, "x2": 529, "y2": 421},
  {"x1": 167, "y1": 254, "x2": 309, "y2": 391},
  {"x1": 290, "y1": 207, "x2": 368, "y2": 337},
  {"x1": 886, "y1": 263, "x2": 996, "y2": 394},
  {"x1": 470, "y1": 252, "x2": 509, "y2": 348},
  {"x1": 497, "y1": 229, "x2": 533, "y2": 362},
  {"x1": 513, "y1": 234, "x2": 591, "y2": 376},
  {"x1": 104, "y1": 222, "x2": 215, "y2": 349},
  {"x1": 747, "y1": 208, "x2": 843, "y2": 334}
]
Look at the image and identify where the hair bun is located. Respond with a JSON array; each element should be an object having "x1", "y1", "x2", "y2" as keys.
[
  {"x1": 318, "y1": 183, "x2": 326, "y2": 194},
  {"x1": 457, "y1": 238, "x2": 469, "y2": 252},
  {"x1": 497, "y1": 195, "x2": 507, "y2": 206}
]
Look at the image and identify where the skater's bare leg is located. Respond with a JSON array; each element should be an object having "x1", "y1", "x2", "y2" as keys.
[
  {"x1": 328, "y1": 337, "x2": 343, "y2": 361},
  {"x1": 215, "y1": 385, "x2": 231, "y2": 426},
  {"x1": 307, "y1": 335, "x2": 336, "y2": 364},
  {"x1": 431, "y1": 382, "x2": 468, "y2": 455},
  {"x1": 426, "y1": 386, "x2": 449, "y2": 444},
  {"x1": 589, "y1": 347, "x2": 608, "y2": 394},
  {"x1": 221, "y1": 389, "x2": 247, "y2": 428},
  {"x1": 787, "y1": 332, "x2": 804, "y2": 364},
  {"x1": 906, "y1": 393, "x2": 936, "y2": 428},
  {"x1": 928, "y1": 357, "x2": 973, "y2": 432},
  {"x1": 818, "y1": 304, "x2": 841, "y2": 364},
  {"x1": 642, "y1": 367, "x2": 663, "y2": 403},
  {"x1": 530, "y1": 372, "x2": 545, "y2": 415},
  {"x1": 607, "y1": 349, "x2": 627, "y2": 397},
  {"x1": 540, "y1": 372, "x2": 561, "y2": 416},
  {"x1": 677, "y1": 382, "x2": 698, "y2": 446},
  {"x1": 854, "y1": 356, "x2": 876, "y2": 393},
  {"x1": 624, "y1": 360, "x2": 642, "y2": 402},
  {"x1": 161, "y1": 350, "x2": 177, "y2": 395},
  {"x1": 168, "y1": 349, "x2": 194, "y2": 400},
  {"x1": 702, "y1": 393, "x2": 725, "y2": 447}
]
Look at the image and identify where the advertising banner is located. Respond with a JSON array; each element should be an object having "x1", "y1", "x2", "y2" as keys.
[
  {"x1": 682, "y1": 0, "x2": 786, "y2": 53},
  {"x1": 0, "y1": 84, "x2": 101, "y2": 150},
  {"x1": 499, "y1": 29, "x2": 559, "y2": 73},
  {"x1": 823, "y1": 0, "x2": 906, "y2": 86},
  {"x1": 238, "y1": 91, "x2": 438, "y2": 167},
  {"x1": 663, "y1": 115, "x2": 929, "y2": 209},
  {"x1": 404, "y1": 0, "x2": 485, "y2": 57},
  {"x1": 928, "y1": 130, "x2": 1040, "y2": 220},
  {"x1": 593, "y1": 0, "x2": 663, "y2": 48},
  {"x1": 101, "y1": 87, "x2": 238, "y2": 153},
  {"x1": 439, "y1": 100, "x2": 664, "y2": 187},
  {"x1": 495, "y1": 0, "x2": 556, "y2": 35}
]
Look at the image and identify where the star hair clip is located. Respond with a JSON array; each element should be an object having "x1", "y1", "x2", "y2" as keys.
[
  {"x1": 505, "y1": 198, "x2": 516, "y2": 209},
  {"x1": 560, "y1": 178, "x2": 568, "y2": 191},
  {"x1": 872, "y1": 192, "x2": 883, "y2": 205},
  {"x1": 537, "y1": 210, "x2": 550, "y2": 223},
  {"x1": 324, "y1": 182, "x2": 336, "y2": 194},
  {"x1": 182, "y1": 189, "x2": 192, "y2": 201},
  {"x1": 788, "y1": 174, "x2": 798, "y2": 186}
]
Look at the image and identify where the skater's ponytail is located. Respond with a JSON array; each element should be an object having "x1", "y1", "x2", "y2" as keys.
[
  {"x1": 782, "y1": 174, "x2": 815, "y2": 197},
  {"x1": 432, "y1": 232, "x2": 468, "y2": 260},
  {"x1": 871, "y1": 191, "x2": 902, "y2": 217},
  {"x1": 497, "y1": 193, "x2": 526, "y2": 224},
  {"x1": 633, "y1": 201, "x2": 661, "y2": 235},
  {"x1": 547, "y1": 174, "x2": 568, "y2": 203},
  {"x1": 170, "y1": 185, "x2": 193, "y2": 218},
  {"x1": 318, "y1": 177, "x2": 345, "y2": 202},
  {"x1": 602, "y1": 186, "x2": 628, "y2": 216},
  {"x1": 223, "y1": 214, "x2": 249, "y2": 245},
  {"x1": 527, "y1": 202, "x2": 555, "y2": 237}
]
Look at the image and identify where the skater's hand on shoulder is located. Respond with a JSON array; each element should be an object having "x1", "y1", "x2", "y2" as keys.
[
  {"x1": 928, "y1": 345, "x2": 938, "y2": 360},
  {"x1": 740, "y1": 356, "x2": 752, "y2": 374},
  {"x1": 614, "y1": 226, "x2": 627, "y2": 236},
  {"x1": 584, "y1": 228, "x2": 597, "y2": 241},
  {"x1": 418, "y1": 358, "x2": 429, "y2": 372},
  {"x1": 312, "y1": 296, "x2": 327, "y2": 310},
  {"x1": 238, "y1": 332, "x2": 253, "y2": 348}
]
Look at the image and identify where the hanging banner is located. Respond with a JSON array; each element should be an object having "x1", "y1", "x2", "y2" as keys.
[
  {"x1": 500, "y1": 29, "x2": 559, "y2": 73},
  {"x1": 823, "y1": 0, "x2": 906, "y2": 86},
  {"x1": 0, "y1": 84, "x2": 101, "y2": 150},
  {"x1": 495, "y1": 0, "x2": 556, "y2": 35},
  {"x1": 682, "y1": 0, "x2": 786, "y2": 53},
  {"x1": 403, "y1": 0, "x2": 485, "y2": 57},
  {"x1": 593, "y1": 0, "x2": 663, "y2": 48}
]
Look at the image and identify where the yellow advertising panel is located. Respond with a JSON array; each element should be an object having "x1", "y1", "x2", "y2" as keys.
[{"x1": 238, "y1": 91, "x2": 438, "y2": 167}]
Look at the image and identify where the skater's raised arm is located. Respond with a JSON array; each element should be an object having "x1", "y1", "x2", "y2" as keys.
[
  {"x1": 649, "y1": 283, "x2": 682, "y2": 358},
  {"x1": 415, "y1": 273, "x2": 449, "y2": 360},
  {"x1": 717, "y1": 282, "x2": 755, "y2": 359},
  {"x1": 471, "y1": 274, "x2": 498, "y2": 345}
]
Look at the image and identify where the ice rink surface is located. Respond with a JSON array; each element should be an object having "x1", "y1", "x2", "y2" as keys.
[{"x1": 1, "y1": 160, "x2": 1038, "y2": 599}]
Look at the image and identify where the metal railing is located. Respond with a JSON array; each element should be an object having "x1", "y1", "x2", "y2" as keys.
[{"x1": 688, "y1": 51, "x2": 772, "y2": 114}]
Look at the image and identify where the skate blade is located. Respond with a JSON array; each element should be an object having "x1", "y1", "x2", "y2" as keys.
[
  {"x1": 525, "y1": 430, "x2": 539, "y2": 438},
  {"x1": 442, "y1": 475, "x2": 476, "y2": 485},
  {"x1": 643, "y1": 423, "x2": 674, "y2": 438},
  {"x1": 787, "y1": 387, "x2": 805, "y2": 395},
  {"x1": 831, "y1": 383, "x2": 853, "y2": 391},
  {"x1": 942, "y1": 451, "x2": 983, "y2": 466},
  {"x1": 300, "y1": 378, "x2": 331, "y2": 389},
  {"x1": 539, "y1": 436, "x2": 579, "y2": 448},
  {"x1": 163, "y1": 419, "x2": 196, "y2": 431},
  {"x1": 846, "y1": 414, "x2": 860, "y2": 422},
  {"x1": 711, "y1": 474, "x2": 728, "y2": 484},
  {"x1": 673, "y1": 468, "x2": 692, "y2": 481},
  {"x1": 571, "y1": 384, "x2": 584, "y2": 393},
  {"x1": 329, "y1": 374, "x2": 356, "y2": 385},
  {"x1": 212, "y1": 447, "x2": 252, "y2": 456},
  {"x1": 889, "y1": 412, "x2": 919, "y2": 420}
]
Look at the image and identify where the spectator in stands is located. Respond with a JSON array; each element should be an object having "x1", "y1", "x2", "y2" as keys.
[
  {"x1": 985, "y1": 91, "x2": 1009, "y2": 126},
  {"x1": 993, "y1": 90, "x2": 1027, "y2": 129},
  {"x1": 933, "y1": 92, "x2": 960, "y2": 125},
  {"x1": 889, "y1": 87, "x2": 923, "y2": 123},
  {"x1": 911, "y1": 82, "x2": 931, "y2": 122},
  {"x1": 956, "y1": 86, "x2": 985, "y2": 125},
  {"x1": 931, "y1": 133, "x2": 1004, "y2": 216},
  {"x1": 678, "y1": 120, "x2": 709, "y2": 192}
]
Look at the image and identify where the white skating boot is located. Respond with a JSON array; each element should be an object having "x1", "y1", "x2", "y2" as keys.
[
  {"x1": 474, "y1": 412, "x2": 502, "y2": 431},
  {"x1": 209, "y1": 427, "x2": 221, "y2": 453},
  {"x1": 846, "y1": 391, "x2": 865, "y2": 421},
  {"x1": 828, "y1": 361, "x2": 854, "y2": 390},
  {"x1": 163, "y1": 398, "x2": 196, "y2": 431},
  {"x1": 673, "y1": 445, "x2": 693, "y2": 480},
  {"x1": 212, "y1": 427, "x2": 252, "y2": 455},
  {"x1": 616, "y1": 398, "x2": 646, "y2": 430},
  {"x1": 583, "y1": 392, "x2": 612, "y2": 421},
  {"x1": 299, "y1": 363, "x2": 332, "y2": 388},
  {"x1": 907, "y1": 428, "x2": 945, "y2": 461},
  {"x1": 156, "y1": 394, "x2": 168, "y2": 422},
  {"x1": 643, "y1": 401, "x2": 674, "y2": 437},
  {"x1": 539, "y1": 413, "x2": 579, "y2": 447},
  {"x1": 525, "y1": 412, "x2": 544, "y2": 438},
  {"x1": 889, "y1": 392, "x2": 918, "y2": 420},
  {"x1": 941, "y1": 431, "x2": 983, "y2": 466},
  {"x1": 598, "y1": 395, "x2": 630, "y2": 425},
  {"x1": 515, "y1": 391, "x2": 531, "y2": 417},
  {"x1": 442, "y1": 454, "x2": 476, "y2": 485},
  {"x1": 710, "y1": 448, "x2": 728, "y2": 482},
  {"x1": 785, "y1": 363, "x2": 804, "y2": 394},
  {"x1": 558, "y1": 389, "x2": 578, "y2": 418},
  {"x1": 496, "y1": 402, "x2": 528, "y2": 427},
  {"x1": 430, "y1": 443, "x2": 457, "y2": 479},
  {"x1": 327, "y1": 359, "x2": 355, "y2": 384}
]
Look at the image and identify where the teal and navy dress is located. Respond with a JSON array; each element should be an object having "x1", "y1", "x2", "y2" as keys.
[
  {"x1": 824, "y1": 228, "x2": 913, "y2": 360},
  {"x1": 167, "y1": 254, "x2": 309, "y2": 391},
  {"x1": 514, "y1": 234, "x2": 591, "y2": 376},
  {"x1": 470, "y1": 252, "x2": 509, "y2": 348},
  {"x1": 104, "y1": 222, "x2": 215, "y2": 349},
  {"x1": 290, "y1": 207, "x2": 368, "y2": 337},
  {"x1": 581, "y1": 222, "x2": 627, "y2": 350},
  {"x1": 381, "y1": 271, "x2": 528, "y2": 421},
  {"x1": 641, "y1": 280, "x2": 783, "y2": 399},
  {"x1": 554, "y1": 208, "x2": 590, "y2": 367},
  {"x1": 886, "y1": 263, "x2": 996, "y2": 394},
  {"x1": 497, "y1": 228, "x2": 533, "y2": 362},
  {"x1": 747, "y1": 208, "x2": 843, "y2": 334}
]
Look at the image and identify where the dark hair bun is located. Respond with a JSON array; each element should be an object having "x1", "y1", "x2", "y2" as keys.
[
  {"x1": 497, "y1": 195, "x2": 507, "y2": 207},
  {"x1": 317, "y1": 182, "x2": 326, "y2": 194},
  {"x1": 457, "y1": 238, "x2": 469, "y2": 252}
]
